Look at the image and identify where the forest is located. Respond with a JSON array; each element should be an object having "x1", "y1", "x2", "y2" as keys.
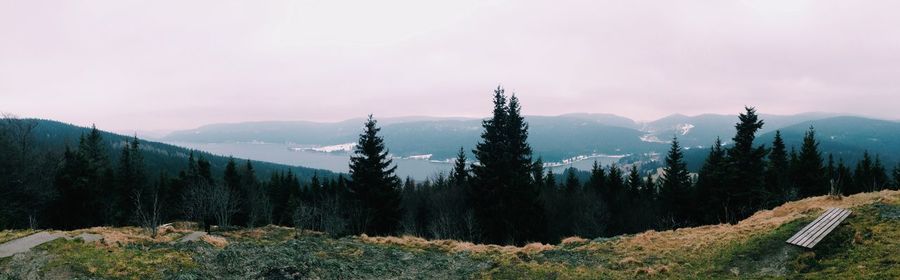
[{"x1": 2, "y1": 88, "x2": 900, "y2": 245}]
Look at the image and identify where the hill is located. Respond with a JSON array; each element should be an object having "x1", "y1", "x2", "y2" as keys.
[
  {"x1": 23, "y1": 119, "x2": 336, "y2": 181},
  {"x1": 163, "y1": 116, "x2": 668, "y2": 162},
  {"x1": 758, "y1": 116, "x2": 900, "y2": 166},
  {"x1": 3, "y1": 190, "x2": 898, "y2": 279}
]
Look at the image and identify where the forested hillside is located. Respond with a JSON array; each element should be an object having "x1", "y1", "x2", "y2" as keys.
[{"x1": 0, "y1": 118, "x2": 335, "y2": 230}]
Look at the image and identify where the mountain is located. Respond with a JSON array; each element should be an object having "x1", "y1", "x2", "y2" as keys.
[
  {"x1": 163, "y1": 115, "x2": 665, "y2": 162},
  {"x1": 758, "y1": 116, "x2": 900, "y2": 166},
  {"x1": 25, "y1": 119, "x2": 336, "y2": 181},
  {"x1": 641, "y1": 112, "x2": 841, "y2": 148}
]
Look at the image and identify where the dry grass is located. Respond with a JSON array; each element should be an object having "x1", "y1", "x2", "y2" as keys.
[
  {"x1": 69, "y1": 226, "x2": 191, "y2": 247},
  {"x1": 560, "y1": 236, "x2": 589, "y2": 245},
  {"x1": 200, "y1": 235, "x2": 228, "y2": 248},
  {"x1": 358, "y1": 234, "x2": 554, "y2": 254},
  {"x1": 604, "y1": 190, "x2": 900, "y2": 262}
]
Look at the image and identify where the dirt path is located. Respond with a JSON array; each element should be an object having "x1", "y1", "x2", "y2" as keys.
[{"x1": 0, "y1": 232, "x2": 66, "y2": 258}]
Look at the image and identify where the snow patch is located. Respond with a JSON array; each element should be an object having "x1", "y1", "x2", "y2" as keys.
[
  {"x1": 676, "y1": 123, "x2": 695, "y2": 135},
  {"x1": 290, "y1": 143, "x2": 356, "y2": 153},
  {"x1": 403, "y1": 154, "x2": 433, "y2": 160}
]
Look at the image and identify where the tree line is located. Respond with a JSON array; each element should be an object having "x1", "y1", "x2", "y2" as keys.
[{"x1": 2, "y1": 90, "x2": 900, "y2": 245}]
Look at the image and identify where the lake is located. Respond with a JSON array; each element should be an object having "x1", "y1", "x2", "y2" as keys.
[{"x1": 164, "y1": 142, "x2": 622, "y2": 180}]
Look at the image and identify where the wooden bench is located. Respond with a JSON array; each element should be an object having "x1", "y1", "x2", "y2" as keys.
[{"x1": 786, "y1": 207, "x2": 852, "y2": 249}]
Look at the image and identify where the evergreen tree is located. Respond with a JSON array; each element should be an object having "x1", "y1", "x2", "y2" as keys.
[
  {"x1": 348, "y1": 115, "x2": 403, "y2": 236},
  {"x1": 604, "y1": 165, "x2": 625, "y2": 234},
  {"x1": 564, "y1": 168, "x2": 580, "y2": 193},
  {"x1": 695, "y1": 137, "x2": 728, "y2": 224},
  {"x1": 795, "y1": 127, "x2": 826, "y2": 198},
  {"x1": 835, "y1": 158, "x2": 853, "y2": 196},
  {"x1": 658, "y1": 137, "x2": 693, "y2": 228},
  {"x1": 724, "y1": 107, "x2": 767, "y2": 223},
  {"x1": 470, "y1": 87, "x2": 545, "y2": 245},
  {"x1": 892, "y1": 164, "x2": 900, "y2": 190},
  {"x1": 587, "y1": 161, "x2": 606, "y2": 195},
  {"x1": 851, "y1": 151, "x2": 878, "y2": 194},
  {"x1": 873, "y1": 155, "x2": 889, "y2": 191},
  {"x1": 765, "y1": 131, "x2": 790, "y2": 205},
  {"x1": 449, "y1": 147, "x2": 469, "y2": 186},
  {"x1": 117, "y1": 136, "x2": 146, "y2": 225}
]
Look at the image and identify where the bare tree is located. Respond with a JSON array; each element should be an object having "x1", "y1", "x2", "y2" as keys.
[{"x1": 133, "y1": 189, "x2": 161, "y2": 238}]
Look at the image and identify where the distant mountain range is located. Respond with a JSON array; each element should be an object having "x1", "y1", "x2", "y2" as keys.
[{"x1": 161, "y1": 113, "x2": 900, "y2": 167}]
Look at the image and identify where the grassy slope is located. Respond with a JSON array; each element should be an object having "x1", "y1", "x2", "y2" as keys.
[{"x1": 2, "y1": 190, "x2": 899, "y2": 279}]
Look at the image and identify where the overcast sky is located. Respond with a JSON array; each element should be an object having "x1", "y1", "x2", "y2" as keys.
[{"x1": 2, "y1": 0, "x2": 899, "y2": 132}]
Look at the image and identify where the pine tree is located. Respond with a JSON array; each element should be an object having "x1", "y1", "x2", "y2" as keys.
[
  {"x1": 117, "y1": 136, "x2": 146, "y2": 225},
  {"x1": 223, "y1": 158, "x2": 245, "y2": 225},
  {"x1": 449, "y1": 147, "x2": 469, "y2": 186},
  {"x1": 795, "y1": 127, "x2": 826, "y2": 198},
  {"x1": 659, "y1": 137, "x2": 693, "y2": 228},
  {"x1": 836, "y1": 158, "x2": 853, "y2": 195},
  {"x1": 604, "y1": 165, "x2": 625, "y2": 234},
  {"x1": 873, "y1": 155, "x2": 889, "y2": 191},
  {"x1": 564, "y1": 168, "x2": 580, "y2": 194},
  {"x1": 765, "y1": 131, "x2": 790, "y2": 205},
  {"x1": 587, "y1": 161, "x2": 606, "y2": 195},
  {"x1": 892, "y1": 164, "x2": 900, "y2": 190},
  {"x1": 470, "y1": 86, "x2": 545, "y2": 245},
  {"x1": 852, "y1": 151, "x2": 875, "y2": 194},
  {"x1": 695, "y1": 137, "x2": 728, "y2": 224},
  {"x1": 348, "y1": 115, "x2": 403, "y2": 236},
  {"x1": 725, "y1": 107, "x2": 767, "y2": 223}
]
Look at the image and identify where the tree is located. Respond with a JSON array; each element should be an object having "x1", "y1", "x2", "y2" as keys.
[
  {"x1": 470, "y1": 86, "x2": 545, "y2": 245},
  {"x1": 587, "y1": 161, "x2": 606, "y2": 195},
  {"x1": 449, "y1": 147, "x2": 469, "y2": 186},
  {"x1": 851, "y1": 151, "x2": 887, "y2": 194},
  {"x1": 658, "y1": 137, "x2": 693, "y2": 228},
  {"x1": 348, "y1": 115, "x2": 403, "y2": 236},
  {"x1": 564, "y1": 168, "x2": 581, "y2": 193},
  {"x1": 892, "y1": 164, "x2": 900, "y2": 190},
  {"x1": 795, "y1": 127, "x2": 826, "y2": 198},
  {"x1": 765, "y1": 131, "x2": 790, "y2": 205},
  {"x1": 724, "y1": 107, "x2": 767, "y2": 223},
  {"x1": 117, "y1": 136, "x2": 146, "y2": 225},
  {"x1": 695, "y1": 137, "x2": 728, "y2": 224}
]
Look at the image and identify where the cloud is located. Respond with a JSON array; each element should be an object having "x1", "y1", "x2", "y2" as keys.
[{"x1": 2, "y1": 0, "x2": 899, "y2": 131}]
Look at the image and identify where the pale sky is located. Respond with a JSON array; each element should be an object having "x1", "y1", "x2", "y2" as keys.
[{"x1": 2, "y1": 0, "x2": 899, "y2": 132}]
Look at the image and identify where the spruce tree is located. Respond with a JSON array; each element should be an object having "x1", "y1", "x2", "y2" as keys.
[
  {"x1": 348, "y1": 115, "x2": 403, "y2": 236},
  {"x1": 852, "y1": 151, "x2": 875, "y2": 194},
  {"x1": 795, "y1": 127, "x2": 826, "y2": 197},
  {"x1": 765, "y1": 131, "x2": 789, "y2": 204},
  {"x1": 892, "y1": 164, "x2": 900, "y2": 190},
  {"x1": 449, "y1": 147, "x2": 469, "y2": 186},
  {"x1": 873, "y1": 155, "x2": 889, "y2": 191},
  {"x1": 695, "y1": 137, "x2": 728, "y2": 224},
  {"x1": 117, "y1": 136, "x2": 146, "y2": 225},
  {"x1": 564, "y1": 168, "x2": 580, "y2": 194},
  {"x1": 724, "y1": 107, "x2": 767, "y2": 223},
  {"x1": 470, "y1": 86, "x2": 545, "y2": 244},
  {"x1": 587, "y1": 161, "x2": 606, "y2": 195},
  {"x1": 658, "y1": 137, "x2": 693, "y2": 227},
  {"x1": 836, "y1": 158, "x2": 853, "y2": 195}
]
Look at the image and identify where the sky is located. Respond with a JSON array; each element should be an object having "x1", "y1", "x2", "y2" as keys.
[{"x1": 2, "y1": 0, "x2": 899, "y2": 133}]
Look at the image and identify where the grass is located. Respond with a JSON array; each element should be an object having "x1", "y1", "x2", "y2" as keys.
[
  {"x1": 37, "y1": 238, "x2": 197, "y2": 280},
  {"x1": 1, "y1": 190, "x2": 899, "y2": 279},
  {"x1": 0, "y1": 229, "x2": 38, "y2": 244}
]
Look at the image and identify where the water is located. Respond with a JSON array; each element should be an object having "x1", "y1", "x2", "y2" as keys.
[{"x1": 164, "y1": 142, "x2": 622, "y2": 180}]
